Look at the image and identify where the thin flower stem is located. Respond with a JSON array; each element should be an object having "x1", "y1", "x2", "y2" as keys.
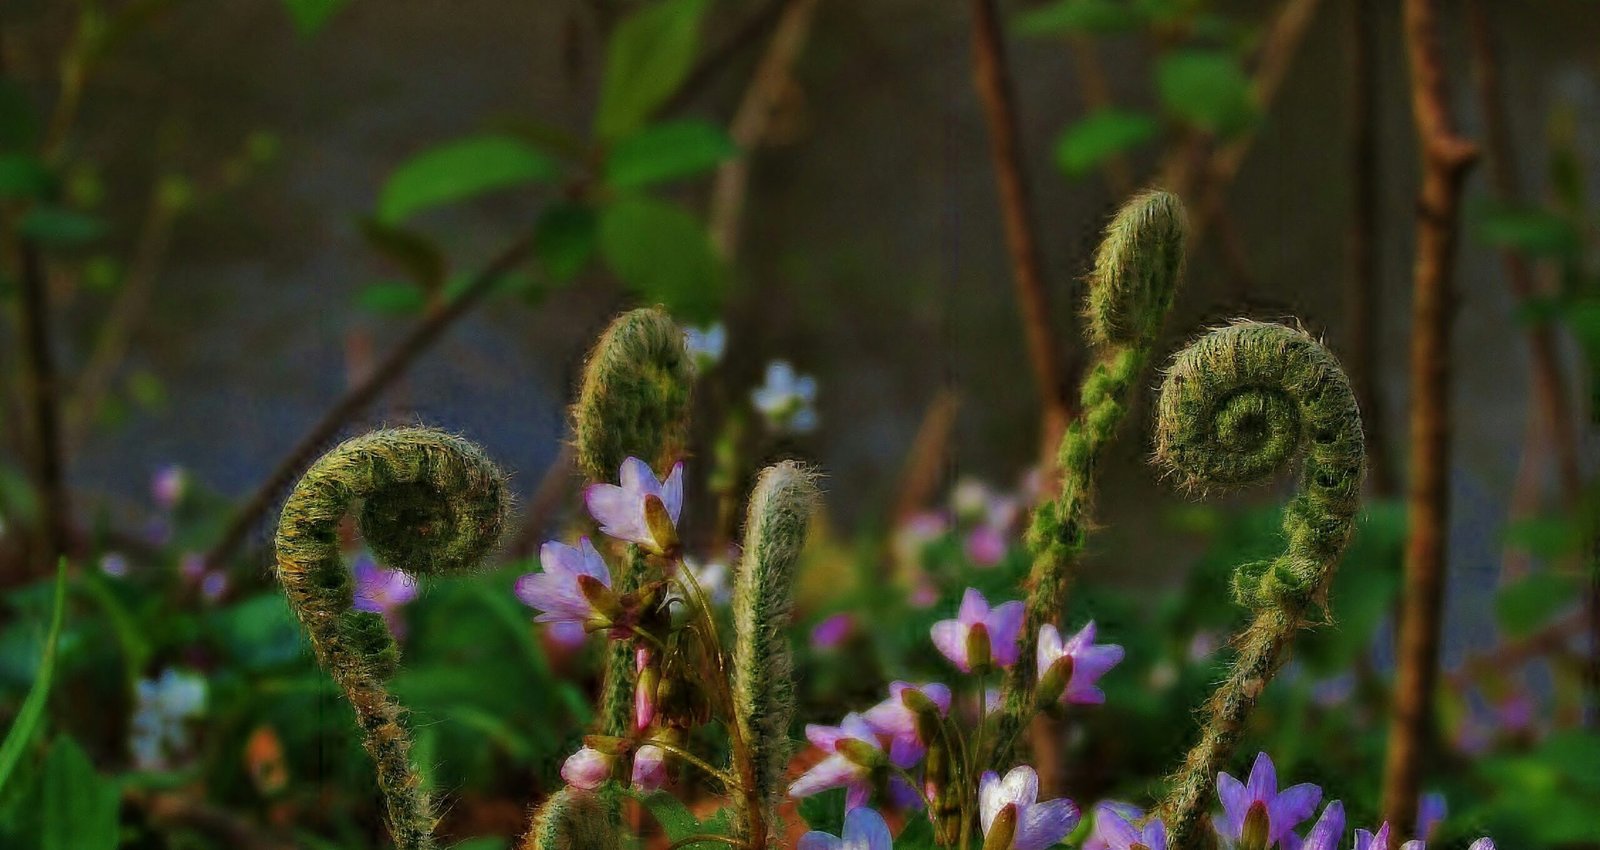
[
  {"x1": 651, "y1": 740, "x2": 742, "y2": 790},
  {"x1": 891, "y1": 764, "x2": 936, "y2": 814}
]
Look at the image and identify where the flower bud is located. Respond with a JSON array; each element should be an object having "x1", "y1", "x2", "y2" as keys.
[
  {"x1": 984, "y1": 803, "x2": 1018, "y2": 850},
  {"x1": 1240, "y1": 800, "x2": 1270, "y2": 850},
  {"x1": 643, "y1": 494, "x2": 681, "y2": 558},
  {"x1": 577, "y1": 574, "x2": 621, "y2": 623},
  {"x1": 836, "y1": 738, "x2": 887, "y2": 771},
  {"x1": 1037, "y1": 654, "x2": 1075, "y2": 708},
  {"x1": 901, "y1": 687, "x2": 944, "y2": 745},
  {"x1": 967, "y1": 622, "x2": 993, "y2": 675}
]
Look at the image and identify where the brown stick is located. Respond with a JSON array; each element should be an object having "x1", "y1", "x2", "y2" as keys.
[
  {"x1": 17, "y1": 242, "x2": 72, "y2": 573},
  {"x1": 968, "y1": 0, "x2": 1072, "y2": 460},
  {"x1": 708, "y1": 0, "x2": 822, "y2": 259},
  {"x1": 202, "y1": 233, "x2": 537, "y2": 568},
  {"x1": 1381, "y1": 0, "x2": 1478, "y2": 835},
  {"x1": 1345, "y1": 0, "x2": 1393, "y2": 496}
]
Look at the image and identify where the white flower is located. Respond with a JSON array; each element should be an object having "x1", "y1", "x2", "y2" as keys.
[
  {"x1": 684, "y1": 323, "x2": 727, "y2": 369},
  {"x1": 130, "y1": 669, "x2": 207, "y2": 770},
  {"x1": 752, "y1": 360, "x2": 819, "y2": 434}
]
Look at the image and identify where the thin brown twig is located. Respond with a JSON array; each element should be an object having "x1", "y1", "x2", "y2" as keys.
[
  {"x1": 17, "y1": 242, "x2": 72, "y2": 573},
  {"x1": 661, "y1": 0, "x2": 791, "y2": 118},
  {"x1": 968, "y1": 0, "x2": 1073, "y2": 462},
  {"x1": 1381, "y1": 0, "x2": 1479, "y2": 835},
  {"x1": 708, "y1": 0, "x2": 822, "y2": 260},
  {"x1": 202, "y1": 233, "x2": 538, "y2": 569},
  {"x1": 1345, "y1": 0, "x2": 1393, "y2": 496}
]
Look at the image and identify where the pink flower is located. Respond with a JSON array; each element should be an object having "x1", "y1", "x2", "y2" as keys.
[
  {"x1": 631, "y1": 744, "x2": 667, "y2": 791},
  {"x1": 152, "y1": 465, "x2": 187, "y2": 510},
  {"x1": 353, "y1": 555, "x2": 419, "y2": 634},
  {"x1": 1036, "y1": 621, "x2": 1125, "y2": 705},
  {"x1": 978, "y1": 765, "x2": 1080, "y2": 850},
  {"x1": 635, "y1": 648, "x2": 656, "y2": 731},
  {"x1": 965, "y1": 525, "x2": 1008, "y2": 567},
  {"x1": 931, "y1": 588, "x2": 1024, "y2": 673},
  {"x1": 810, "y1": 613, "x2": 856, "y2": 650},
  {"x1": 862, "y1": 681, "x2": 951, "y2": 762},
  {"x1": 1090, "y1": 802, "x2": 1167, "y2": 850},
  {"x1": 584, "y1": 458, "x2": 684, "y2": 554},
  {"x1": 515, "y1": 538, "x2": 611, "y2": 628},
  {"x1": 1285, "y1": 801, "x2": 1345, "y2": 850},
  {"x1": 789, "y1": 713, "x2": 920, "y2": 810},
  {"x1": 560, "y1": 746, "x2": 613, "y2": 790}
]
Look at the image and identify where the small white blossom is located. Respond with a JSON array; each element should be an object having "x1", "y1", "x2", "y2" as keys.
[{"x1": 752, "y1": 360, "x2": 818, "y2": 434}]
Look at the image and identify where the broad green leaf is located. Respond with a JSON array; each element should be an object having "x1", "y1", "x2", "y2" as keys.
[
  {"x1": 1014, "y1": 0, "x2": 1146, "y2": 36},
  {"x1": 1156, "y1": 49, "x2": 1256, "y2": 138},
  {"x1": 40, "y1": 738, "x2": 119, "y2": 850},
  {"x1": 1054, "y1": 108, "x2": 1158, "y2": 177},
  {"x1": 628, "y1": 790, "x2": 731, "y2": 840},
  {"x1": 605, "y1": 120, "x2": 736, "y2": 188},
  {"x1": 378, "y1": 135, "x2": 557, "y2": 224},
  {"x1": 0, "y1": 563, "x2": 67, "y2": 797},
  {"x1": 797, "y1": 788, "x2": 846, "y2": 831},
  {"x1": 533, "y1": 203, "x2": 598, "y2": 282},
  {"x1": 1495, "y1": 570, "x2": 1581, "y2": 638},
  {"x1": 895, "y1": 814, "x2": 938, "y2": 850},
  {"x1": 596, "y1": 0, "x2": 711, "y2": 141},
  {"x1": 1473, "y1": 203, "x2": 1581, "y2": 260},
  {"x1": 19, "y1": 207, "x2": 105, "y2": 246},
  {"x1": 1503, "y1": 514, "x2": 1584, "y2": 559},
  {"x1": 0, "y1": 155, "x2": 54, "y2": 200},
  {"x1": 359, "y1": 218, "x2": 447, "y2": 289},
  {"x1": 282, "y1": 0, "x2": 350, "y2": 36},
  {"x1": 598, "y1": 197, "x2": 724, "y2": 321},
  {"x1": 357, "y1": 281, "x2": 427, "y2": 315}
]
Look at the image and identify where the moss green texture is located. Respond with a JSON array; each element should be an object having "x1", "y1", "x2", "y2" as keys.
[
  {"x1": 273, "y1": 428, "x2": 510, "y2": 850},
  {"x1": 520, "y1": 788, "x2": 620, "y2": 850},
  {"x1": 1151, "y1": 322, "x2": 1365, "y2": 850},
  {"x1": 989, "y1": 190, "x2": 1186, "y2": 769},
  {"x1": 731, "y1": 462, "x2": 819, "y2": 843}
]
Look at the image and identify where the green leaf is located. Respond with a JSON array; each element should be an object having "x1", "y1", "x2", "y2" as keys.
[
  {"x1": 357, "y1": 281, "x2": 427, "y2": 315},
  {"x1": 1503, "y1": 514, "x2": 1584, "y2": 559},
  {"x1": 1054, "y1": 108, "x2": 1159, "y2": 177},
  {"x1": 598, "y1": 197, "x2": 725, "y2": 321},
  {"x1": 797, "y1": 788, "x2": 846, "y2": 832},
  {"x1": 0, "y1": 155, "x2": 54, "y2": 200},
  {"x1": 1156, "y1": 49, "x2": 1256, "y2": 138},
  {"x1": 40, "y1": 738, "x2": 119, "y2": 850},
  {"x1": 1495, "y1": 571, "x2": 1581, "y2": 638},
  {"x1": 206, "y1": 594, "x2": 309, "y2": 671},
  {"x1": 0, "y1": 563, "x2": 67, "y2": 797},
  {"x1": 1014, "y1": 0, "x2": 1146, "y2": 36},
  {"x1": 895, "y1": 814, "x2": 939, "y2": 849},
  {"x1": 282, "y1": 0, "x2": 350, "y2": 36},
  {"x1": 377, "y1": 135, "x2": 557, "y2": 223},
  {"x1": 1473, "y1": 203, "x2": 1581, "y2": 260},
  {"x1": 533, "y1": 203, "x2": 598, "y2": 282},
  {"x1": 19, "y1": 208, "x2": 105, "y2": 246},
  {"x1": 605, "y1": 120, "x2": 737, "y2": 188},
  {"x1": 596, "y1": 0, "x2": 712, "y2": 141},
  {"x1": 358, "y1": 218, "x2": 447, "y2": 289}
]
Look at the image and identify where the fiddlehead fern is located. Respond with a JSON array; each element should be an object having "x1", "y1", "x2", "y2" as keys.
[
  {"x1": 989, "y1": 189, "x2": 1186, "y2": 768},
  {"x1": 1151, "y1": 322, "x2": 1365, "y2": 850},
  {"x1": 274, "y1": 427, "x2": 510, "y2": 850},
  {"x1": 520, "y1": 788, "x2": 619, "y2": 850},
  {"x1": 731, "y1": 461, "x2": 819, "y2": 844}
]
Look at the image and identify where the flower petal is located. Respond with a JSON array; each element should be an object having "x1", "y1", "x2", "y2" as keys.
[
  {"x1": 987, "y1": 600, "x2": 1026, "y2": 668},
  {"x1": 1016, "y1": 798, "x2": 1081, "y2": 850},
  {"x1": 958, "y1": 587, "x2": 990, "y2": 624},
  {"x1": 789, "y1": 755, "x2": 862, "y2": 798},
  {"x1": 843, "y1": 807, "x2": 894, "y2": 850},
  {"x1": 931, "y1": 619, "x2": 971, "y2": 671},
  {"x1": 662, "y1": 462, "x2": 685, "y2": 523},
  {"x1": 1269, "y1": 783, "x2": 1323, "y2": 842}
]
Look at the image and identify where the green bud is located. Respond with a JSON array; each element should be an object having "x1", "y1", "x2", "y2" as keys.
[
  {"x1": 967, "y1": 622, "x2": 993, "y2": 675},
  {"x1": 902, "y1": 688, "x2": 944, "y2": 745},
  {"x1": 643, "y1": 494, "x2": 680, "y2": 558},
  {"x1": 836, "y1": 739, "x2": 887, "y2": 771},
  {"x1": 1240, "y1": 801, "x2": 1270, "y2": 850}
]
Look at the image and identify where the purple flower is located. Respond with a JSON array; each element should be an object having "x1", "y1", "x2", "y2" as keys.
[
  {"x1": 863, "y1": 681, "x2": 951, "y2": 763},
  {"x1": 931, "y1": 588, "x2": 1024, "y2": 673},
  {"x1": 635, "y1": 647, "x2": 656, "y2": 731},
  {"x1": 811, "y1": 613, "x2": 856, "y2": 650},
  {"x1": 1416, "y1": 793, "x2": 1445, "y2": 841},
  {"x1": 799, "y1": 807, "x2": 893, "y2": 850},
  {"x1": 1036, "y1": 621, "x2": 1125, "y2": 705},
  {"x1": 632, "y1": 744, "x2": 667, "y2": 792},
  {"x1": 560, "y1": 746, "x2": 613, "y2": 790},
  {"x1": 1217, "y1": 753, "x2": 1321, "y2": 848},
  {"x1": 515, "y1": 538, "x2": 611, "y2": 628},
  {"x1": 965, "y1": 525, "x2": 1008, "y2": 567},
  {"x1": 1283, "y1": 801, "x2": 1344, "y2": 850},
  {"x1": 100, "y1": 552, "x2": 129, "y2": 578},
  {"x1": 545, "y1": 621, "x2": 588, "y2": 650},
  {"x1": 353, "y1": 555, "x2": 419, "y2": 633},
  {"x1": 1354, "y1": 823, "x2": 1393, "y2": 850},
  {"x1": 200, "y1": 570, "x2": 229, "y2": 603},
  {"x1": 584, "y1": 458, "x2": 684, "y2": 555},
  {"x1": 978, "y1": 765, "x2": 1081, "y2": 850},
  {"x1": 1090, "y1": 802, "x2": 1167, "y2": 850},
  {"x1": 790, "y1": 713, "x2": 918, "y2": 810},
  {"x1": 151, "y1": 465, "x2": 187, "y2": 510}
]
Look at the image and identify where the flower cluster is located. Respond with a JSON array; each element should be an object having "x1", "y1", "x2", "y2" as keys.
[{"x1": 789, "y1": 585, "x2": 1123, "y2": 849}]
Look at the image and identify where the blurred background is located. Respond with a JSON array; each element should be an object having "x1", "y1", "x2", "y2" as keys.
[{"x1": 1, "y1": 0, "x2": 1598, "y2": 847}]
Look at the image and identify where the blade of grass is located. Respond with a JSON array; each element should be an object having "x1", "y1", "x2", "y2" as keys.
[{"x1": 0, "y1": 560, "x2": 69, "y2": 795}]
